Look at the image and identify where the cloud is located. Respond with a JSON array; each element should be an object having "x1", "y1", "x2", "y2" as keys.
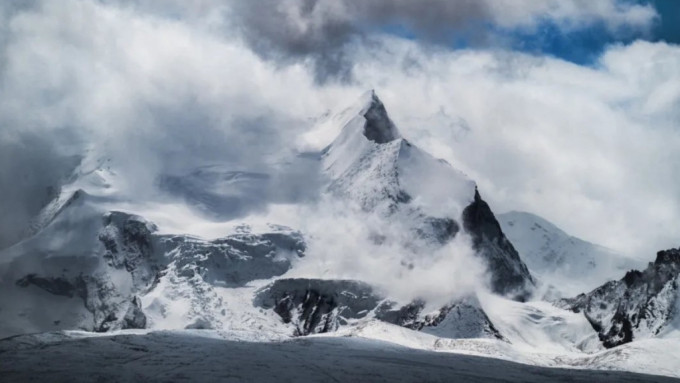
[
  {"x1": 0, "y1": 0, "x2": 332, "y2": 247},
  {"x1": 266, "y1": 198, "x2": 489, "y2": 306},
  {"x1": 226, "y1": 0, "x2": 657, "y2": 82},
  {"x1": 485, "y1": 0, "x2": 657, "y2": 32},
  {"x1": 0, "y1": 0, "x2": 676, "y2": 271}
]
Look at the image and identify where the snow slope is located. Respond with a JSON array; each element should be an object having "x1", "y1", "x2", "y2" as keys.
[
  {"x1": 498, "y1": 211, "x2": 640, "y2": 296},
  {"x1": 334, "y1": 320, "x2": 680, "y2": 379},
  {"x1": 1, "y1": 330, "x2": 677, "y2": 383}
]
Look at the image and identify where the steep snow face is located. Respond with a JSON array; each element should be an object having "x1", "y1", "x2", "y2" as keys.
[
  {"x1": 323, "y1": 90, "x2": 474, "y2": 219},
  {"x1": 323, "y1": 90, "x2": 401, "y2": 179},
  {"x1": 499, "y1": 211, "x2": 640, "y2": 296},
  {"x1": 321, "y1": 91, "x2": 533, "y2": 297},
  {"x1": 480, "y1": 292, "x2": 602, "y2": 355},
  {"x1": 559, "y1": 248, "x2": 680, "y2": 348}
]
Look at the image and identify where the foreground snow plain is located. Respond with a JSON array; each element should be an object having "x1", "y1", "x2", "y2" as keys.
[{"x1": 1, "y1": 329, "x2": 678, "y2": 383}]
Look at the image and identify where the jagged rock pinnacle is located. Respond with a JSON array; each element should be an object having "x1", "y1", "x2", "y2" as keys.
[{"x1": 360, "y1": 90, "x2": 400, "y2": 144}]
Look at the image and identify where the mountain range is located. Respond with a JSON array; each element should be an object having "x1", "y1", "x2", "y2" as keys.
[{"x1": 1, "y1": 91, "x2": 678, "y2": 381}]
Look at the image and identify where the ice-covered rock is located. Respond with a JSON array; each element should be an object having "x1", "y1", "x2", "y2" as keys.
[
  {"x1": 254, "y1": 278, "x2": 381, "y2": 335},
  {"x1": 559, "y1": 248, "x2": 680, "y2": 348},
  {"x1": 255, "y1": 277, "x2": 504, "y2": 340}
]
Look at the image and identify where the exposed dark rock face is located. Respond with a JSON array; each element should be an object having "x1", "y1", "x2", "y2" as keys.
[
  {"x1": 362, "y1": 90, "x2": 400, "y2": 144},
  {"x1": 462, "y1": 189, "x2": 534, "y2": 299},
  {"x1": 99, "y1": 212, "x2": 161, "y2": 291},
  {"x1": 256, "y1": 278, "x2": 505, "y2": 340},
  {"x1": 559, "y1": 248, "x2": 680, "y2": 348},
  {"x1": 376, "y1": 300, "x2": 424, "y2": 329},
  {"x1": 376, "y1": 298, "x2": 504, "y2": 340},
  {"x1": 123, "y1": 296, "x2": 147, "y2": 330},
  {"x1": 255, "y1": 278, "x2": 381, "y2": 335},
  {"x1": 97, "y1": 296, "x2": 147, "y2": 332},
  {"x1": 16, "y1": 272, "x2": 147, "y2": 333}
]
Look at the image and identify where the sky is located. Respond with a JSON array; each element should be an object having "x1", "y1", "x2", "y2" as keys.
[{"x1": 0, "y1": 0, "x2": 678, "y2": 260}]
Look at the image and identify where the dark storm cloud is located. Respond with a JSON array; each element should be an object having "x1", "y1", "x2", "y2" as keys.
[
  {"x1": 227, "y1": 0, "x2": 658, "y2": 82},
  {"x1": 229, "y1": 0, "x2": 490, "y2": 82}
]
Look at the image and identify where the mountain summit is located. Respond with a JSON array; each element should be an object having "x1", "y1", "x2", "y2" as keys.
[
  {"x1": 323, "y1": 91, "x2": 534, "y2": 298},
  {"x1": 358, "y1": 90, "x2": 401, "y2": 144}
]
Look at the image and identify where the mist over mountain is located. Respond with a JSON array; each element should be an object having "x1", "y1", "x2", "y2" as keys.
[
  {"x1": 2, "y1": 89, "x2": 680, "y2": 381},
  {"x1": 1, "y1": 1, "x2": 679, "y2": 381}
]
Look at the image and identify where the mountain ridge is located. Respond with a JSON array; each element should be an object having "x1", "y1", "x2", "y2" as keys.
[{"x1": 499, "y1": 210, "x2": 640, "y2": 296}]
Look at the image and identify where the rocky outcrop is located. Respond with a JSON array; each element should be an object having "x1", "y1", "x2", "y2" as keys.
[
  {"x1": 463, "y1": 190, "x2": 534, "y2": 299},
  {"x1": 361, "y1": 90, "x2": 401, "y2": 144},
  {"x1": 376, "y1": 297, "x2": 504, "y2": 340},
  {"x1": 16, "y1": 273, "x2": 148, "y2": 333},
  {"x1": 254, "y1": 278, "x2": 381, "y2": 335},
  {"x1": 559, "y1": 248, "x2": 680, "y2": 348},
  {"x1": 99, "y1": 212, "x2": 161, "y2": 291},
  {"x1": 157, "y1": 226, "x2": 305, "y2": 288},
  {"x1": 256, "y1": 278, "x2": 504, "y2": 340}
]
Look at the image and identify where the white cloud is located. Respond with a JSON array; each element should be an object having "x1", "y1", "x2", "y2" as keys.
[
  {"x1": 0, "y1": 0, "x2": 330, "y2": 246},
  {"x1": 338, "y1": 38, "x2": 679, "y2": 258},
  {"x1": 486, "y1": 0, "x2": 657, "y2": 33},
  {"x1": 0, "y1": 0, "x2": 676, "y2": 265}
]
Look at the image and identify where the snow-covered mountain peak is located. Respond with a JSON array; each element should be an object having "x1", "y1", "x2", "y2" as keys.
[
  {"x1": 498, "y1": 211, "x2": 640, "y2": 297},
  {"x1": 318, "y1": 92, "x2": 533, "y2": 297},
  {"x1": 322, "y1": 91, "x2": 474, "y2": 216},
  {"x1": 321, "y1": 93, "x2": 394, "y2": 177},
  {"x1": 356, "y1": 90, "x2": 401, "y2": 144}
]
